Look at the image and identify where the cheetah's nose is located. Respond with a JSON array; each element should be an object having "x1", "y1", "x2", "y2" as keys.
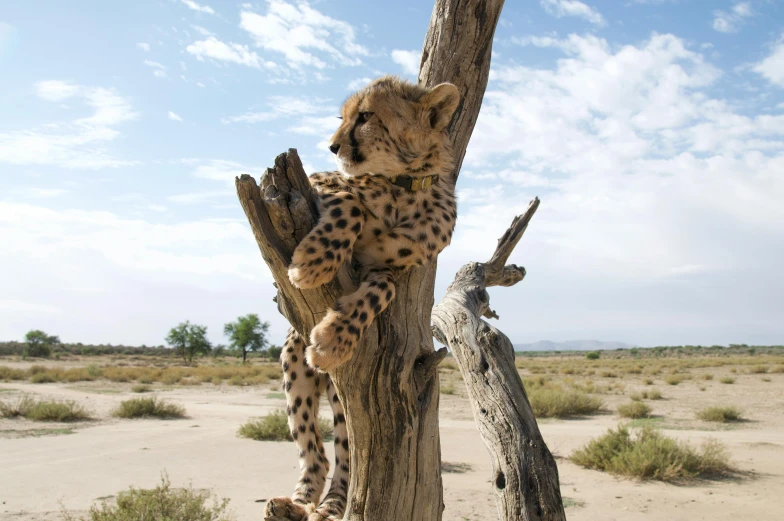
[{"x1": 329, "y1": 143, "x2": 341, "y2": 155}]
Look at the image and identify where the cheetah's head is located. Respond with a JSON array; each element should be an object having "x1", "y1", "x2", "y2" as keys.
[{"x1": 328, "y1": 76, "x2": 460, "y2": 179}]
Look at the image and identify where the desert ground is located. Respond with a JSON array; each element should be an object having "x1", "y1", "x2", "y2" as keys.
[{"x1": 1, "y1": 352, "x2": 783, "y2": 521}]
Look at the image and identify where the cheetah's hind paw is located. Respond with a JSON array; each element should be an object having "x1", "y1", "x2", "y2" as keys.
[
  {"x1": 265, "y1": 497, "x2": 310, "y2": 521},
  {"x1": 306, "y1": 308, "x2": 359, "y2": 371}
]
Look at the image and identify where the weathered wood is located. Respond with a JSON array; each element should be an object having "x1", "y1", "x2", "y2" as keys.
[
  {"x1": 332, "y1": 2, "x2": 506, "y2": 519},
  {"x1": 432, "y1": 198, "x2": 567, "y2": 521}
]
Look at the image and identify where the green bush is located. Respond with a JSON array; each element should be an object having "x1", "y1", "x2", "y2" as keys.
[
  {"x1": 570, "y1": 425, "x2": 733, "y2": 481},
  {"x1": 238, "y1": 410, "x2": 333, "y2": 442},
  {"x1": 696, "y1": 406, "x2": 743, "y2": 423},
  {"x1": 585, "y1": 351, "x2": 600, "y2": 360},
  {"x1": 112, "y1": 397, "x2": 186, "y2": 419},
  {"x1": 63, "y1": 475, "x2": 232, "y2": 521},
  {"x1": 617, "y1": 401, "x2": 652, "y2": 419}
]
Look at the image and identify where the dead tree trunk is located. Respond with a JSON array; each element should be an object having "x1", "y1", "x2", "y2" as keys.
[
  {"x1": 234, "y1": 1, "x2": 562, "y2": 520},
  {"x1": 432, "y1": 199, "x2": 567, "y2": 521}
]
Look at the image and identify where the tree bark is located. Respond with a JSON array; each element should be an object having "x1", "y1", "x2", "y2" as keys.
[
  {"x1": 432, "y1": 199, "x2": 567, "y2": 521},
  {"x1": 233, "y1": 1, "x2": 562, "y2": 521}
]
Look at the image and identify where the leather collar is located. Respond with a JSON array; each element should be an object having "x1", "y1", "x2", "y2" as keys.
[{"x1": 388, "y1": 174, "x2": 439, "y2": 191}]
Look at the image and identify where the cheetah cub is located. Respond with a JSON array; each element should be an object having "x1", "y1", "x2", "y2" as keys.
[
  {"x1": 268, "y1": 77, "x2": 459, "y2": 520},
  {"x1": 290, "y1": 75, "x2": 459, "y2": 371}
]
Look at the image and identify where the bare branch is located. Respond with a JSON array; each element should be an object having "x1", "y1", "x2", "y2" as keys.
[
  {"x1": 485, "y1": 196, "x2": 539, "y2": 286},
  {"x1": 432, "y1": 198, "x2": 566, "y2": 521}
]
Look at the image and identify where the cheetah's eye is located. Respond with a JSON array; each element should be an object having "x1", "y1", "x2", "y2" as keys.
[{"x1": 358, "y1": 112, "x2": 373, "y2": 123}]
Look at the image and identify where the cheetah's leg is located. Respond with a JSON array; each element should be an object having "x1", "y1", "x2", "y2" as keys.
[
  {"x1": 354, "y1": 231, "x2": 434, "y2": 270},
  {"x1": 314, "y1": 379, "x2": 350, "y2": 518},
  {"x1": 288, "y1": 192, "x2": 365, "y2": 289},
  {"x1": 270, "y1": 329, "x2": 330, "y2": 510},
  {"x1": 266, "y1": 331, "x2": 350, "y2": 521},
  {"x1": 307, "y1": 269, "x2": 395, "y2": 371}
]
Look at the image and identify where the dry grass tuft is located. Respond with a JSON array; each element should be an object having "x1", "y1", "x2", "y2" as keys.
[
  {"x1": 237, "y1": 410, "x2": 333, "y2": 442},
  {"x1": 112, "y1": 397, "x2": 186, "y2": 419}
]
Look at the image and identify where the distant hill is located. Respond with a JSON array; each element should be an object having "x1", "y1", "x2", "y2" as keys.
[{"x1": 514, "y1": 340, "x2": 632, "y2": 352}]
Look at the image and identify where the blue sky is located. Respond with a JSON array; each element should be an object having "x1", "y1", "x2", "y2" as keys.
[{"x1": 1, "y1": 0, "x2": 783, "y2": 348}]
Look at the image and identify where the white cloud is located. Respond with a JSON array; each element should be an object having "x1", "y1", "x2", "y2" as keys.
[
  {"x1": 540, "y1": 0, "x2": 605, "y2": 26},
  {"x1": 752, "y1": 35, "x2": 784, "y2": 87},
  {"x1": 347, "y1": 77, "x2": 372, "y2": 91},
  {"x1": 0, "y1": 81, "x2": 138, "y2": 169},
  {"x1": 186, "y1": 36, "x2": 276, "y2": 69},
  {"x1": 190, "y1": 24, "x2": 213, "y2": 36},
  {"x1": 35, "y1": 80, "x2": 80, "y2": 102},
  {"x1": 168, "y1": 111, "x2": 183, "y2": 122},
  {"x1": 12, "y1": 187, "x2": 70, "y2": 198},
  {"x1": 223, "y1": 95, "x2": 335, "y2": 124},
  {"x1": 391, "y1": 50, "x2": 420, "y2": 76},
  {"x1": 0, "y1": 202, "x2": 260, "y2": 278},
  {"x1": 180, "y1": 159, "x2": 266, "y2": 186},
  {"x1": 144, "y1": 59, "x2": 167, "y2": 77},
  {"x1": 180, "y1": 0, "x2": 215, "y2": 15},
  {"x1": 167, "y1": 191, "x2": 229, "y2": 204},
  {"x1": 238, "y1": 1, "x2": 369, "y2": 69},
  {"x1": 712, "y1": 2, "x2": 753, "y2": 33},
  {"x1": 462, "y1": 32, "x2": 784, "y2": 286},
  {"x1": 137, "y1": 42, "x2": 151, "y2": 52}
]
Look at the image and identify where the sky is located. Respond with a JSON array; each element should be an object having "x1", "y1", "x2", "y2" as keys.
[{"x1": 1, "y1": 0, "x2": 783, "y2": 348}]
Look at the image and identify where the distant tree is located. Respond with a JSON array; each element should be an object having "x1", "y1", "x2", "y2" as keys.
[
  {"x1": 165, "y1": 321, "x2": 211, "y2": 364},
  {"x1": 266, "y1": 345, "x2": 283, "y2": 361},
  {"x1": 223, "y1": 314, "x2": 270, "y2": 363},
  {"x1": 24, "y1": 330, "x2": 60, "y2": 358},
  {"x1": 585, "y1": 351, "x2": 600, "y2": 360}
]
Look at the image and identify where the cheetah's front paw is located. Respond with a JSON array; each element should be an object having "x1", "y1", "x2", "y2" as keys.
[
  {"x1": 288, "y1": 262, "x2": 335, "y2": 290},
  {"x1": 306, "y1": 309, "x2": 360, "y2": 372}
]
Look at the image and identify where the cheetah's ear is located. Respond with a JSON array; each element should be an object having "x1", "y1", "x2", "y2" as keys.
[{"x1": 420, "y1": 83, "x2": 460, "y2": 131}]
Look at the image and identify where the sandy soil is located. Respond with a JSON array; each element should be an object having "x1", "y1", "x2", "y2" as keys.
[{"x1": 1, "y1": 365, "x2": 782, "y2": 521}]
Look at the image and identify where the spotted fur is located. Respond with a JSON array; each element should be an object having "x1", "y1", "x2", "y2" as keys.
[{"x1": 268, "y1": 76, "x2": 459, "y2": 521}]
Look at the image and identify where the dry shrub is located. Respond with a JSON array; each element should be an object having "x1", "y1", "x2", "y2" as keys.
[
  {"x1": 112, "y1": 397, "x2": 186, "y2": 419},
  {"x1": 1, "y1": 395, "x2": 91, "y2": 422},
  {"x1": 63, "y1": 474, "x2": 232, "y2": 521},
  {"x1": 527, "y1": 387, "x2": 603, "y2": 418},
  {"x1": 719, "y1": 377, "x2": 735, "y2": 384},
  {"x1": 696, "y1": 406, "x2": 743, "y2": 423},
  {"x1": 0, "y1": 366, "x2": 26, "y2": 381},
  {"x1": 664, "y1": 375, "x2": 684, "y2": 386},
  {"x1": 618, "y1": 401, "x2": 652, "y2": 419},
  {"x1": 570, "y1": 425, "x2": 734, "y2": 482}
]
